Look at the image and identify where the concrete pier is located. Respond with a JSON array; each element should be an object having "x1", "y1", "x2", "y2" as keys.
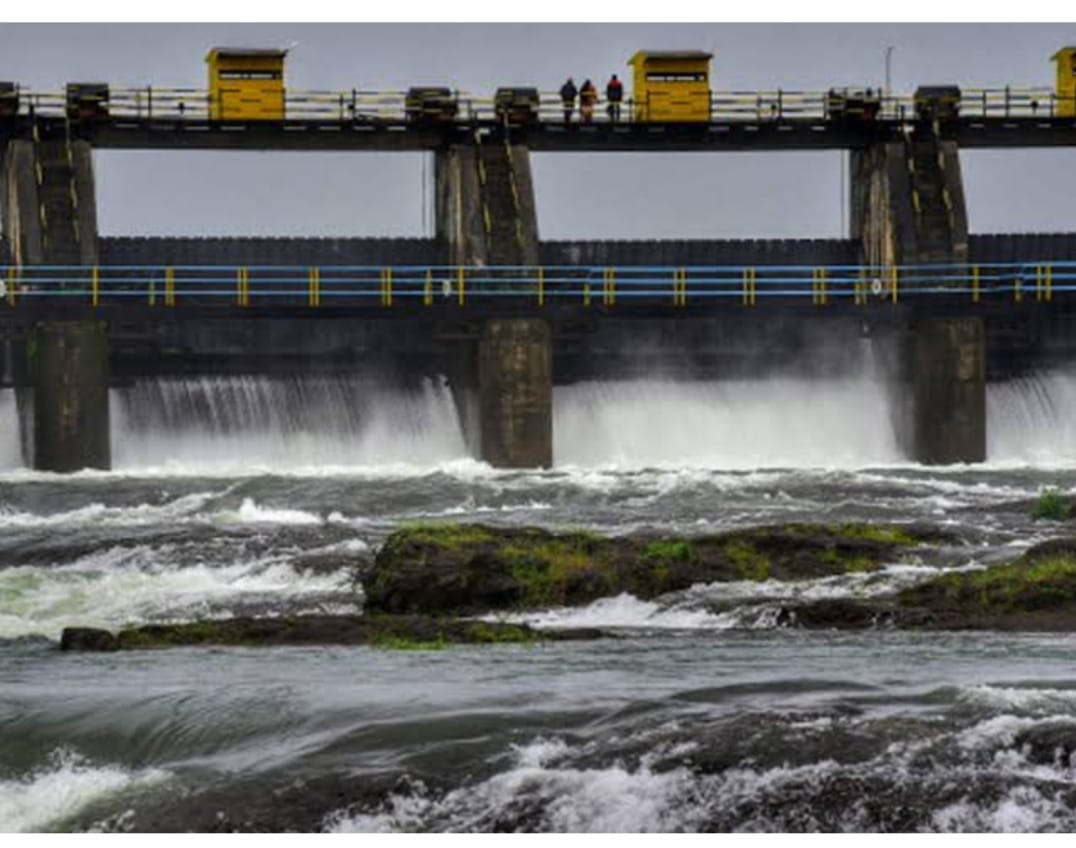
[
  {"x1": 30, "y1": 321, "x2": 111, "y2": 472},
  {"x1": 434, "y1": 140, "x2": 539, "y2": 266},
  {"x1": 477, "y1": 319, "x2": 552, "y2": 469},
  {"x1": 850, "y1": 135, "x2": 968, "y2": 266},
  {"x1": 910, "y1": 317, "x2": 986, "y2": 465}
]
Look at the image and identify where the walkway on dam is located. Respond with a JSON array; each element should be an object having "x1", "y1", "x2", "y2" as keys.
[
  {"x1": 0, "y1": 260, "x2": 1072, "y2": 319},
  {"x1": 6, "y1": 85, "x2": 1076, "y2": 150}
]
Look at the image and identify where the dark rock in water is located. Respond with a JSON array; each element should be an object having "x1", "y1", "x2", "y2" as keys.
[
  {"x1": 60, "y1": 627, "x2": 119, "y2": 651},
  {"x1": 1013, "y1": 721, "x2": 1076, "y2": 767},
  {"x1": 778, "y1": 599, "x2": 890, "y2": 630},
  {"x1": 59, "y1": 614, "x2": 605, "y2": 651},
  {"x1": 364, "y1": 522, "x2": 954, "y2": 615}
]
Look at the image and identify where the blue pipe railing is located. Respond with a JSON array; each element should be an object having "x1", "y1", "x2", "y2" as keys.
[{"x1": 0, "y1": 262, "x2": 1072, "y2": 307}]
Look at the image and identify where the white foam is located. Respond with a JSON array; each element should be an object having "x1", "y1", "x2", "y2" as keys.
[
  {"x1": 933, "y1": 785, "x2": 1074, "y2": 832},
  {"x1": 958, "y1": 685, "x2": 1076, "y2": 718},
  {"x1": 0, "y1": 490, "x2": 223, "y2": 529},
  {"x1": 0, "y1": 749, "x2": 168, "y2": 833},
  {"x1": 490, "y1": 593, "x2": 732, "y2": 630},
  {"x1": 493, "y1": 563, "x2": 982, "y2": 632},
  {"x1": 0, "y1": 545, "x2": 354, "y2": 640},
  {"x1": 326, "y1": 736, "x2": 703, "y2": 833}
]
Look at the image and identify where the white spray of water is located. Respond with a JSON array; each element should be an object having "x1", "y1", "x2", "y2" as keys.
[
  {"x1": 5, "y1": 367, "x2": 1076, "y2": 474},
  {"x1": 553, "y1": 376, "x2": 902, "y2": 468},
  {"x1": 0, "y1": 389, "x2": 21, "y2": 470},
  {"x1": 0, "y1": 749, "x2": 169, "y2": 833},
  {"x1": 987, "y1": 372, "x2": 1076, "y2": 465},
  {"x1": 110, "y1": 375, "x2": 468, "y2": 471}
]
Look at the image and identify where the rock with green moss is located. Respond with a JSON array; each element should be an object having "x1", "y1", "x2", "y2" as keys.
[
  {"x1": 363, "y1": 521, "x2": 953, "y2": 615},
  {"x1": 59, "y1": 614, "x2": 604, "y2": 652}
]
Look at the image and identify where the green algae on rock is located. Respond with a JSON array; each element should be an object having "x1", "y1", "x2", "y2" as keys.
[
  {"x1": 59, "y1": 614, "x2": 599, "y2": 652},
  {"x1": 364, "y1": 521, "x2": 953, "y2": 615}
]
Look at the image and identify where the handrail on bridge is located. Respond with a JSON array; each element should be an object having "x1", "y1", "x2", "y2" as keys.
[
  {"x1": 0, "y1": 261, "x2": 1069, "y2": 308},
  {"x1": 7, "y1": 84, "x2": 1075, "y2": 124}
]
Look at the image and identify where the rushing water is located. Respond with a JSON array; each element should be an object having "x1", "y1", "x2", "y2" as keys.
[{"x1": 4, "y1": 374, "x2": 1076, "y2": 832}]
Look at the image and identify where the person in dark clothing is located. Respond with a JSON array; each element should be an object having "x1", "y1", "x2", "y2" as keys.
[
  {"x1": 606, "y1": 74, "x2": 623, "y2": 123},
  {"x1": 560, "y1": 77, "x2": 577, "y2": 124},
  {"x1": 579, "y1": 79, "x2": 597, "y2": 124}
]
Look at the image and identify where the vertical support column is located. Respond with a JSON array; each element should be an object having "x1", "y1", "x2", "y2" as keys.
[
  {"x1": 433, "y1": 141, "x2": 539, "y2": 266},
  {"x1": 434, "y1": 145, "x2": 487, "y2": 266},
  {"x1": 849, "y1": 141, "x2": 910, "y2": 267},
  {"x1": 2, "y1": 134, "x2": 107, "y2": 471},
  {"x1": 911, "y1": 317, "x2": 985, "y2": 465},
  {"x1": 478, "y1": 319, "x2": 552, "y2": 469},
  {"x1": 31, "y1": 321, "x2": 111, "y2": 472},
  {"x1": 850, "y1": 138, "x2": 967, "y2": 267}
]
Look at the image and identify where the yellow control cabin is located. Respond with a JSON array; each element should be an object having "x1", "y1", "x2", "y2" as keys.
[
  {"x1": 1051, "y1": 47, "x2": 1076, "y2": 117},
  {"x1": 628, "y1": 50, "x2": 712, "y2": 122},
  {"x1": 206, "y1": 47, "x2": 286, "y2": 120}
]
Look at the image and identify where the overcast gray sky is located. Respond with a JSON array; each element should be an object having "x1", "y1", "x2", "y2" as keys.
[{"x1": 1, "y1": 22, "x2": 1074, "y2": 239}]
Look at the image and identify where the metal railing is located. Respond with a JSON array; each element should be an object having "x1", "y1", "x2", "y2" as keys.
[
  {"x1": 8, "y1": 85, "x2": 1076, "y2": 125},
  {"x1": 0, "y1": 262, "x2": 1071, "y2": 308}
]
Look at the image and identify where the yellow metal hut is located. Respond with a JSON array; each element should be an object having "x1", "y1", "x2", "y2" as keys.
[
  {"x1": 206, "y1": 47, "x2": 286, "y2": 121},
  {"x1": 628, "y1": 50, "x2": 712, "y2": 122}
]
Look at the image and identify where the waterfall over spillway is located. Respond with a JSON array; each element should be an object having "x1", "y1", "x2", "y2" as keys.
[
  {"x1": 111, "y1": 375, "x2": 468, "y2": 471},
  {"x1": 987, "y1": 371, "x2": 1076, "y2": 465},
  {"x1": 0, "y1": 390, "x2": 21, "y2": 470},
  {"x1": 0, "y1": 369, "x2": 1074, "y2": 473},
  {"x1": 553, "y1": 377, "x2": 903, "y2": 468}
]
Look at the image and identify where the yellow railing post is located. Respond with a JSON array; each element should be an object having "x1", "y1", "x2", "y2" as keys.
[
  {"x1": 425, "y1": 268, "x2": 433, "y2": 306},
  {"x1": 750, "y1": 267, "x2": 757, "y2": 305},
  {"x1": 91, "y1": 265, "x2": 99, "y2": 307},
  {"x1": 237, "y1": 267, "x2": 248, "y2": 306},
  {"x1": 148, "y1": 274, "x2": 156, "y2": 306},
  {"x1": 972, "y1": 264, "x2": 980, "y2": 303},
  {"x1": 608, "y1": 267, "x2": 616, "y2": 306},
  {"x1": 165, "y1": 266, "x2": 175, "y2": 307},
  {"x1": 308, "y1": 267, "x2": 315, "y2": 306},
  {"x1": 891, "y1": 266, "x2": 898, "y2": 304},
  {"x1": 386, "y1": 267, "x2": 393, "y2": 307},
  {"x1": 1015, "y1": 272, "x2": 1023, "y2": 303},
  {"x1": 743, "y1": 268, "x2": 750, "y2": 305},
  {"x1": 584, "y1": 280, "x2": 591, "y2": 307},
  {"x1": 6, "y1": 266, "x2": 15, "y2": 306},
  {"x1": 1036, "y1": 265, "x2": 1043, "y2": 301},
  {"x1": 458, "y1": 266, "x2": 465, "y2": 306},
  {"x1": 538, "y1": 266, "x2": 545, "y2": 307}
]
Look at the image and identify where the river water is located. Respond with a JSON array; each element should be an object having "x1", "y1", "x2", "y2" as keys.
[{"x1": 3, "y1": 374, "x2": 1076, "y2": 832}]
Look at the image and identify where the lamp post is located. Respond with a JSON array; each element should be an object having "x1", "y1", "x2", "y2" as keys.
[{"x1": 885, "y1": 46, "x2": 894, "y2": 96}]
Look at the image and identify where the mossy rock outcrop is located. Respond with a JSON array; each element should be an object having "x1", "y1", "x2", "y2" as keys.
[
  {"x1": 59, "y1": 614, "x2": 604, "y2": 652},
  {"x1": 775, "y1": 538, "x2": 1076, "y2": 632},
  {"x1": 363, "y1": 522, "x2": 952, "y2": 615},
  {"x1": 894, "y1": 539, "x2": 1076, "y2": 630}
]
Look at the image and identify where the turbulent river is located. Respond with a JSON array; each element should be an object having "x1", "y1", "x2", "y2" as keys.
[{"x1": 4, "y1": 374, "x2": 1076, "y2": 832}]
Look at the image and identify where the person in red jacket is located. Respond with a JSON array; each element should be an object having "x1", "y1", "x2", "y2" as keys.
[{"x1": 606, "y1": 74, "x2": 623, "y2": 123}]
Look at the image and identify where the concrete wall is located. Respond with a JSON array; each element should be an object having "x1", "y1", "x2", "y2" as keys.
[
  {"x1": 99, "y1": 236, "x2": 439, "y2": 266},
  {"x1": 850, "y1": 137, "x2": 968, "y2": 267},
  {"x1": 435, "y1": 145, "x2": 486, "y2": 265},
  {"x1": 31, "y1": 321, "x2": 111, "y2": 472},
  {"x1": 477, "y1": 318, "x2": 552, "y2": 469}
]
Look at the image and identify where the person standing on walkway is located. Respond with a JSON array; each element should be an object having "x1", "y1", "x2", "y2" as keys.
[
  {"x1": 606, "y1": 74, "x2": 623, "y2": 123},
  {"x1": 560, "y1": 77, "x2": 578, "y2": 124},
  {"x1": 580, "y1": 79, "x2": 597, "y2": 124}
]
